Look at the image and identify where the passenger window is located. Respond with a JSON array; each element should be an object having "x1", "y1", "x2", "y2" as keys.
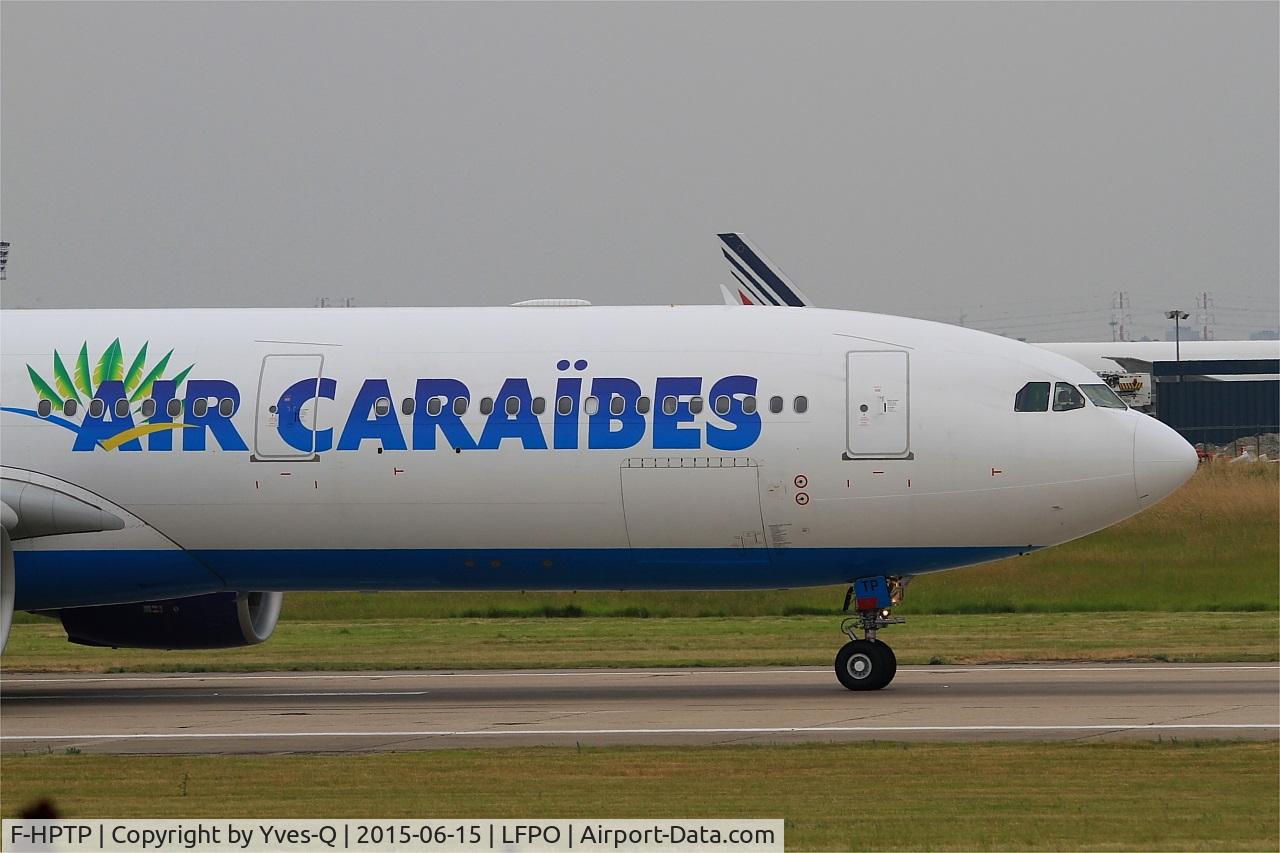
[
  {"x1": 556, "y1": 395, "x2": 573, "y2": 416},
  {"x1": 769, "y1": 396, "x2": 783, "y2": 414},
  {"x1": 637, "y1": 396, "x2": 651, "y2": 415},
  {"x1": 1053, "y1": 383, "x2": 1086, "y2": 412},
  {"x1": 167, "y1": 399, "x2": 182, "y2": 418},
  {"x1": 63, "y1": 399, "x2": 78, "y2": 417},
  {"x1": 479, "y1": 397, "x2": 494, "y2": 415},
  {"x1": 690, "y1": 396, "x2": 704, "y2": 414},
  {"x1": 1014, "y1": 382, "x2": 1050, "y2": 412},
  {"x1": 532, "y1": 397, "x2": 546, "y2": 415},
  {"x1": 373, "y1": 397, "x2": 391, "y2": 417},
  {"x1": 505, "y1": 396, "x2": 521, "y2": 416},
  {"x1": 89, "y1": 399, "x2": 105, "y2": 418},
  {"x1": 401, "y1": 398, "x2": 415, "y2": 416},
  {"x1": 453, "y1": 397, "x2": 467, "y2": 416},
  {"x1": 743, "y1": 395, "x2": 757, "y2": 415},
  {"x1": 584, "y1": 396, "x2": 600, "y2": 416},
  {"x1": 609, "y1": 395, "x2": 625, "y2": 416},
  {"x1": 427, "y1": 397, "x2": 443, "y2": 416},
  {"x1": 661, "y1": 396, "x2": 678, "y2": 416},
  {"x1": 713, "y1": 395, "x2": 731, "y2": 416},
  {"x1": 140, "y1": 399, "x2": 156, "y2": 418},
  {"x1": 114, "y1": 398, "x2": 130, "y2": 418},
  {"x1": 37, "y1": 399, "x2": 52, "y2": 418},
  {"x1": 794, "y1": 396, "x2": 808, "y2": 414},
  {"x1": 218, "y1": 398, "x2": 234, "y2": 417},
  {"x1": 192, "y1": 398, "x2": 209, "y2": 418},
  {"x1": 1081, "y1": 384, "x2": 1127, "y2": 409}
]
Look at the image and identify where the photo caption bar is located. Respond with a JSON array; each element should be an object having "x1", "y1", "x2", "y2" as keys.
[{"x1": 3, "y1": 820, "x2": 783, "y2": 853}]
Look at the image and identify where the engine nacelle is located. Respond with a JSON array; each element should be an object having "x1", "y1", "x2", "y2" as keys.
[
  {"x1": 1, "y1": 527, "x2": 14, "y2": 654},
  {"x1": 59, "y1": 591, "x2": 283, "y2": 649}
]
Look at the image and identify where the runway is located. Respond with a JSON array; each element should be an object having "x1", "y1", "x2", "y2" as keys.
[{"x1": 2, "y1": 664, "x2": 1277, "y2": 754}]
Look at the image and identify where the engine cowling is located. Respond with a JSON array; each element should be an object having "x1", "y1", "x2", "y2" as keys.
[
  {"x1": 1, "y1": 527, "x2": 14, "y2": 654},
  {"x1": 59, "y1": 591, "x2": 283, "y2": 649}
]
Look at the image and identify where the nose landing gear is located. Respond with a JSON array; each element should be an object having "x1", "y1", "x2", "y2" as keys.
[{"x1": 835, "y1": 576, "x2": 906, "y2": 691}]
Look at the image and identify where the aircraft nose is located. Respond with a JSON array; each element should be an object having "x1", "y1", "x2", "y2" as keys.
[{"x1": 1133, "y1": 415, "x2": 1198, "y2": 506}]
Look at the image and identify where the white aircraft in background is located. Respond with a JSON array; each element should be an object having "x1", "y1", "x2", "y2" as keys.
[
  {"x1": 1034, "y1": 340, "x2": 1279, "y2": 377},
  {"x1": 0, "y1": 235, "x2": 1198, "y2": 690}
]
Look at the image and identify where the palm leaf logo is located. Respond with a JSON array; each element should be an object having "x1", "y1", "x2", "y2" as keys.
[
  {"x1": 129, "y1": 349, "x2": 173, "y2": 402},
  {"x1": 123, "y1": 341, "x2": 149, "y2": 394},
  {"x1": 28, "y1": 340, "x2": 196, "y2": 416},
  {"x1": 52, "y1": 351, "x2": 81, "y2": 403},
  {"x1": 93, "y1": 338, "x2": 125, "y2": 386},
  {"x1": 74, "y1": 344, "x2": 92, "y2": 396},
  {"x1": 27, "y1": 366, "x2": 61, "y2": 403}
]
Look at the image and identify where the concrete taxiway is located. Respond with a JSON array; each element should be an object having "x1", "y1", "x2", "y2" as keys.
[{"x1": 1, "y1": 664, "x2": 1276, "y2": 754}]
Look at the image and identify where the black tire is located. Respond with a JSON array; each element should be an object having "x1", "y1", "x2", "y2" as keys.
[
  {"x1": 835, "y1": 639, "x2": 894, "y2": 691},
  {"x1": 876, "y1": 641, "x2": 897, "y2": 685}
]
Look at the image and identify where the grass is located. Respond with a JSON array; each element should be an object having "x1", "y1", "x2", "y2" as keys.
[
  {"x1": 2, "y1": 742, "x2": 1276, "y2": 850},
  {"x1": 24, "y1": 460, "x2": 1269, "y2": 625},
  {"x1": 3, "y1": 612, "x2": 1275, "y2": 673}
]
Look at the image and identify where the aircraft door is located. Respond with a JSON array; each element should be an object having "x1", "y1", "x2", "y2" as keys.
[
  {"x1": 254, "y1": 354, "x2": 325, "y2": 460},
  {"x1": 845, "y1": 350, "x2": 911, "y2": 458},
  {"x1": 620, "y1": 458, "x2": 769, "y2": 567}
]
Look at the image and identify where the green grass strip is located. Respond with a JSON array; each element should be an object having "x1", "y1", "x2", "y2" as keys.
[
  {"x1": 4, "y1": 612, "x2": 1275, "y2": 673},
  {"x1": 3, "y1": 742, "x2": 1276, "y2": 850}
]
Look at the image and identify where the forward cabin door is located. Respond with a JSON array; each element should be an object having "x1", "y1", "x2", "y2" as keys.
[
  {"x1": 845, "y1": 350, "x2": 911, "y2": 459},
  {"x1": 254, "y1": 354, "x2": 324, "y2": 460}
]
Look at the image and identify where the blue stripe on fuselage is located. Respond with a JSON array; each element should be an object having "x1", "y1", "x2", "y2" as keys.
[{"x1": 13, "y1": 546, "x2": 1033, "y2": 610}]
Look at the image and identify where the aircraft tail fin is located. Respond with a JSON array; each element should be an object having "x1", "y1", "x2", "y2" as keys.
[{"x1": 717, "y1": 233, "x2": 814, "y2": 307}]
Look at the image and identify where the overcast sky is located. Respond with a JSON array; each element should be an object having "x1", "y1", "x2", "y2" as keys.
[{"x1": 2, "y1": 1, "x2": 1276, "y2": 341}]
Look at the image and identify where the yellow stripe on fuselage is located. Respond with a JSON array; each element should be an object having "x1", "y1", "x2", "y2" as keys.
[{"x1": 99, "y1": 422, "x2": 190, "y2": 451}]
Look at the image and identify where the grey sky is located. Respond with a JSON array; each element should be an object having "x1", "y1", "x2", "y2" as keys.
[{"x1": 2, "y1": 1, "x2": 1276, "y2": 341}]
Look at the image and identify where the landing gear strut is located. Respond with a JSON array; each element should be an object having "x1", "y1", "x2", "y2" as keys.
[{"x1": 834, "y1": 576, "x2": 906, "y2": 691}]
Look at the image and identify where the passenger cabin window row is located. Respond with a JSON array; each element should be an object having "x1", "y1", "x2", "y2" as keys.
[
  {"x1": 1014, "y1": 381, "x2": 1126, "y2": 412},
  {"x1": 393, "y1": 394, "x2": 807, "y2": 418},
  {"x1": 35, "y1": 397, "x2": 239, "y2": 419},
  {"x1": 34, "y1": 392, "x2": 814, "y2": 421}
]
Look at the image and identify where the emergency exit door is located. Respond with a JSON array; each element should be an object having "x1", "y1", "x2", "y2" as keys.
[
  {"x1": 254, "y1": 354, "x2": 324, "y2": 460},
  {"x1": 846, "y1": 350, "x2": 910, "y2": 458}
]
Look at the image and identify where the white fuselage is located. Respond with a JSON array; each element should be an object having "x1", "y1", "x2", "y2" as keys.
[{"x1": 1, "y1": 305, "x2": 1196, "y2": 609}]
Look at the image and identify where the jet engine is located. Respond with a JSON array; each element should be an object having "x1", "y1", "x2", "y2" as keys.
[
  {"x1": 1, "y1": 527, "x2": 14, "y2": 654},
  {"x1": 59, "y1": 591, "x2": 283, "y2": 649}
]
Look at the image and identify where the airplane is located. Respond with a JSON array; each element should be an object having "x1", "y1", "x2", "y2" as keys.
[
  {"x1": 0, "y1": 236, "x2": 1199, "y2": 690},
  {"x1": 1033, "y1": 340, "x2": 1280, "y2": 378},
  {"x1": 716, "y1": 233, "x2": 1279, "y2": 368}
]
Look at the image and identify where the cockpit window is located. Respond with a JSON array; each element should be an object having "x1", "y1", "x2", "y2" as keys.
[
  {"x1": 1014, "y1": 382, "x2": 1050, "y2": 412},
  {"x1": 1080, "y1": 383, "x2": 1127, "y2": 409},
  {"x1": 1052, "y1": 383, "x2": 1086, "y2": 412}
]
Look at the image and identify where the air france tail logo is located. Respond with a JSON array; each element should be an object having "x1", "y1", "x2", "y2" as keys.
[{"x1": 8, "y1": 344, "x2": 763, "y2": 454}]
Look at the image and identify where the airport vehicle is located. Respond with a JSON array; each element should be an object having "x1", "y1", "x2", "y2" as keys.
[{"x1": 0, "y1": 236, "x2": 1198, "y2": 689}]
